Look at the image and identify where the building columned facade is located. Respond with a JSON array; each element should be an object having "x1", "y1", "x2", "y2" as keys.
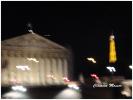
[{"x1": 1, "y1": 33, "x2": 73, "y2": 86}]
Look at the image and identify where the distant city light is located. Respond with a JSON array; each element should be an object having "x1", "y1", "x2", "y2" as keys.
[
  {"x1": 106, "y1": 66, "x2": 116, "y2": 72},
  {"x1": 16, "y1": 65, "x2": 30, "y2": 71},
  {"x1": 11, "y1": 85, "x2": 27, "y2": 92},
  {"x1": 87, "y1": 57, "x2": 96, "y2": 63},
  {"x1": 129, "y1": 65, "x2": 132, "y2": 69},
  {"x1": 27, "y1": 58, "x2": 39, "y2": 63}
]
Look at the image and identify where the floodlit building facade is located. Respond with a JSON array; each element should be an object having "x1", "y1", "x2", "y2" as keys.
[{"x1": 1, "y1": 33, "x2": 73, "y2": 86}]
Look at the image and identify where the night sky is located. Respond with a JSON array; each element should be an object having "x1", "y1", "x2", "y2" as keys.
[{"x1": 1, "y1": 1, "x2": 132, "y2": 79}]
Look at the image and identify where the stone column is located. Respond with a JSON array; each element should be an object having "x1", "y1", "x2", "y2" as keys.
[
  {"x1": 18, "y1": 55, "x2": 24, "y2": 84},
  {"x1": 51, "y1": 58, "x2": 59, "y2": 84},
  {"x1": 57, "y1": 58, "x2": 64, "y2": 84},
  {"x1": 27, "y1": 54, "x2": 34, "y2": 85},
  {"x1": 21, "y1": 56, "x2": 28, "y2": 85},
  {"x1": 35, "y1": 57, "x2": 40, "y2": 86},
  {"x1": 30, "y1": 53, "x2": 37, "y2": 86},
  {"x1": 63, "y1": 58, "x2": 68, "y2": 78},
  {"x1": 38, "y1": 57, "x2": 43, "y2": 85},
  {"x1": 10, "y1": 56, "x2": 17, "y2": 85},
  {"x1": 33, "y1": 57, "x2": 39, "y2": 86},
  {"x1": 8, "y1": 51, "x2": 17, "y2": 85},
  {"x1": 43, "y1": 58, "x2": 47, "y2": 85},
  {"x1": 45, "y1": 58, "x2": 52, "y2": 85},
  {"x1": 15, "y1": 53, "x2": 21, "y2": 84},
  {"x1": 39, "y1": 58, "x2": 46, "y2": 85},
  {"x1": 24, "y1": 54, "x2": 31, "y2": 85},
  {"x1": 26, "y1": 53, "x2": 35, "y2": 86},
  {"x1": 1, "y1": 58, "x2": 4, "y2": 85},
  {"x1": 2, "y1": 52, "x2": 9, "y2": 85}
]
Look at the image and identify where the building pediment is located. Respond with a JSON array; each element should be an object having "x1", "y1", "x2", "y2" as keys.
[{"x1": 2, "y1": 33, "x2": 68, "y2": 51}]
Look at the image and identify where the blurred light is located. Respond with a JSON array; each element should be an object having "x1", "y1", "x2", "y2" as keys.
[
  {"x1": 10, "y1": 78, "x2": 20, "y2": 84},
  {"x1": 47, "y1": 74, "x2": 54, "y2": 78},
  {"x1": 121, "y1": 80, "x2": 132, "y2": 97},
  {"x1": 129, "y1": 65, "x2": 132, "y2": 69},
  {"x1": 2, "y1": 91, "x2": 29, "y2": 99},
  {"x1": 121, "y1": 80, "x2": 132, "y2": 86},
  {"x1": 79, "y1": 73, "x2": 85, "y2": 84},
  {"x1": 55, "y1": 88, "x2": 81, "y2": 99},
  {"x1": 47, "y1": 74, "x2": 56, "y2": 79},
  {"x1": 121, "y1": 90, "x2": 131, "y2": 97},
  {"x1": 95, "y1": 79, "x2": 102, "y2": 84},
  {"x1": 68, "y1": 84, "x2": 80, "y2": 90},
  {"x1": 16, "y1": 65, "x2": 30, "y2": 71},
  {"x1": 90, "y1": 73, "x2": 99, "y2": 80},
  {"x1": 121, "y1": 91, "x2": 130, "y2": 97},
  {"x1": 11, "y1": 85, "x2": 27, "y2": 92},
  {"x1": 87, "y1": 57, "x2": 96, "y2": 63},
  {"x1": 27, "y1": 58, "x2": 39, "y2": 63},
  {"x1": 63, "y1": 77, "x2": 70, "y2": 82},
  {"x1": 110, "y1": 35, "x2": 115, "y2": 39},
  {"x1": 106, "y1": 66, "x2": 116, "y2": 72}
]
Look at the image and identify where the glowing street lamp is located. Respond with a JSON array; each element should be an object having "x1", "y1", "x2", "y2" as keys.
[
  {"x1": 106, "y1": 66, "x2": 116, "y2": 73},
  {"x1": 129, "y1": 65, "x2": 132, "y2": 70},
  {"x1": 87, "y1": 57, "x2": 96, "y2": 63},
  {"x1": 11, "y1": 85, "x2": 27, "y2": 92}
]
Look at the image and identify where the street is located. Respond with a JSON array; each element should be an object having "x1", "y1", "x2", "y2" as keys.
[{"x1": 2, "y1": 85, "x2": 130, "y2": 99}]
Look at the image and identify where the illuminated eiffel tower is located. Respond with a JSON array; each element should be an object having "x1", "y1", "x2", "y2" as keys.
[{"x1": 109, "y1": 33, "x2": 117, "y2": 64}]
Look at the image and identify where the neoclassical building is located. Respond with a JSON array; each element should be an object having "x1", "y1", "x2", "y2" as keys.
[{"x1": 1, "y1": 33, "x2": 73, "y2": 86}]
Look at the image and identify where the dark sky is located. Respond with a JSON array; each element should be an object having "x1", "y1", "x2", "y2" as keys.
[{"x1": 1, "y1": 1, "x2": 132, "y2": 79}]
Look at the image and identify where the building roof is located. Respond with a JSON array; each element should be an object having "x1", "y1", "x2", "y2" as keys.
[{"x1": 2, "y1": 32, "x2": 68, "y2": 51}]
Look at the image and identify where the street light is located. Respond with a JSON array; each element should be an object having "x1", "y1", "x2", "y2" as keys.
[
  {"x1": 11, "y1": 85, "x2": 27, "y2": 92},
  {"x1": 129, "y1": 65, "x2": 132, "y2": 70},
  {"x1": 106, "y1": 66, "x2": 116, "y2": 72},
  {"x1": 87, "y1": 57, "x2": 96, "y2": 63}
]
